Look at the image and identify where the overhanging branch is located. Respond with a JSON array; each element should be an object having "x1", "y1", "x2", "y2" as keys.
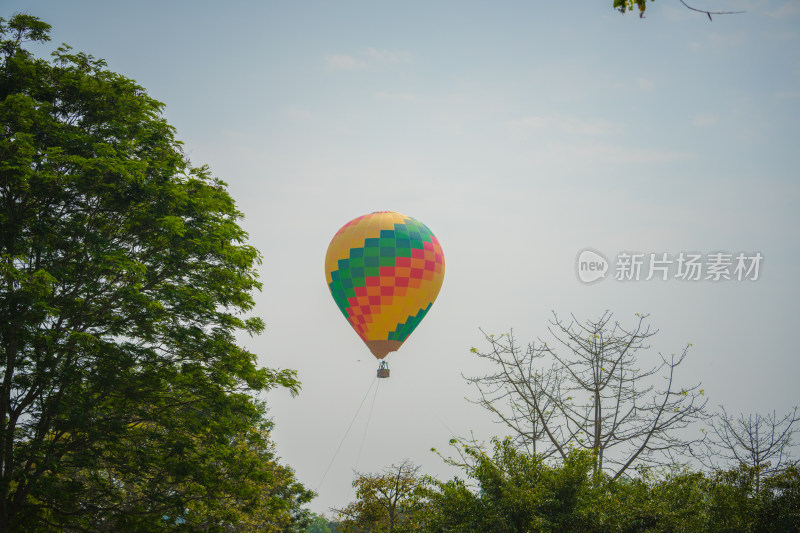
[{"x1": 678, "y1": 0, "x2": 745, "y2": 21}]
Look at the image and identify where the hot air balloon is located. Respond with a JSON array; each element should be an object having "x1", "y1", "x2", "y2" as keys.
[{"x1": 325, "y1": 211, "x2": 445, "y2": 378}]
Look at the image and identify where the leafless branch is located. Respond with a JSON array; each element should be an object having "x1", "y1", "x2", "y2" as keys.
[
  {"x1": 678, "y1": 0, "x2": 745, "y2": 21},
  {"x1": 466, "y1": 312, "x2": 708, "y2": 480},
  {"x1": 698, "y1": 406, "x2": 800, "y2": 491}
]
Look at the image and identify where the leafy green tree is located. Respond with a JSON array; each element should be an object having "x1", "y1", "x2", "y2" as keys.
[
  {"x1": 0, "y1": 14, "x2": 307, "y2": 530},
  {"x1": 306, "y1": 513, "x2": 333, "y2": 533},
  {"x1": 427, "y1": 437, "x2": 596, "y2": 533},
  {"x1": 326, "y1": 517, "x2": 344, "y2": 533},
  {"x1": 335, "y1": 440, "x2": 798, "y2": 532},
  {"x1": 429, "y1": 438, "x2": 760, "y2": 532},
  {"x1": 704, "y1": 465, "x2": 762, "y2": 533},
  {"x1": 37, "y1": 424, "x2": 314, "y2": 531},
  {"x1": 334, "y1": 460, "x2": 430, "y2": 533},
  {"x1": 755, "y1": 465, "x2": 800, "y2": 533},
  {"x1": 698, "y1": 463, "x2": 800, "y2": 533},
  {"x1": 587, "y1": 466, "x2": 714, "y2": 532}
]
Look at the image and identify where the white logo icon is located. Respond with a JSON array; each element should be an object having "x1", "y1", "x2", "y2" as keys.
[{"x1": 577, "y1": 249, "x2": 608, "y2": 284}]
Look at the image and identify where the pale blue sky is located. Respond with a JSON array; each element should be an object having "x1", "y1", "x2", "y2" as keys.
[{"x1": 7, "y1": 0, "x2": 799, "y2": 514}]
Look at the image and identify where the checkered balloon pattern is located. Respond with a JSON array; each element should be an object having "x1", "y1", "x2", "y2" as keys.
[{"x1": 325, "y1": 211, "x2": 445, "y2": 359}]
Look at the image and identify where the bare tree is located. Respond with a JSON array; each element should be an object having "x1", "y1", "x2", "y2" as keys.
[
  {"x1": 700, "y1": 407, "x2": 800, "y2": 492},
  {"x1": 467, "y1": 312, "x2": 708, "y2": 480}
]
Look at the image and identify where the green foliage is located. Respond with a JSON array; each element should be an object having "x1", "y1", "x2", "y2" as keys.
[
  {"x1": 305, "y1": 513, "x2": 346, "y2": 533},
  {"x1": 614, "y1": 0, "x2": 652, "y2": 17},
  {"x1": 306, "y1": 513, "x2": 333, "y2": 533},
  {"x1": 0, "y1": 14, "x2": 308, "y2": 530},
  {"x1": 702, "y1": 464, "x2": 800, "y2": 533},
  {"x1": 755, "y1": 465, "x2": 800, "y2": 532},
  {"x1": 584, "y1": 467, "x2": 714, "y2": 532},
  {"x1": 422, "y1": 437, "x2": 800, "y2": 532},
  {"x1": 335, "y1": 461, "x2": 430, "y2": 533},
  {"x1": 428, "y1": 438, "x2": 596, "y2": 532}
]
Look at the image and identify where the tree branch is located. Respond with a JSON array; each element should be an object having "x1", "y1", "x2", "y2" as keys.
[{"x1": 678, "y1": 0, "x2": 745, "y2": 21}]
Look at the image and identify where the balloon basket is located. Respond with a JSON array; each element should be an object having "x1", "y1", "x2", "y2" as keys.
[{"x1": 377, "y1": 360, "x2": 390, "y2": 379}]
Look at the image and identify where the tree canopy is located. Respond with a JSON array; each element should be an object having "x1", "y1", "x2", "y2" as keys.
[
  {"x1": 334, "y1": 461, "x2": 430, "y2": 533},
  {"x1": 337, "y1": 438, "x2": 800, "y2": 532},
  {"x1": 0, "y1": 14, "x2": 309, "y2": 530}
]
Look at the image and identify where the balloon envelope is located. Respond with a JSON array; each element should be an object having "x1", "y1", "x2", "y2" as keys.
[{"x1": 325, "y1": 211, "x2": 445, "y2": 359}]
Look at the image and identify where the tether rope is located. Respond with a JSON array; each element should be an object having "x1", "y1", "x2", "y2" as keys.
[
  {"x1": 355, "y1": 377, "x2": 381, "y2": 471},
  {"x1": 316, "y1": 376, "x2": 377, "y2": 491}
]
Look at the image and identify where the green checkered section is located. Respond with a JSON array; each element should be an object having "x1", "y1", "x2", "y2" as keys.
[
  {"x1": 327, "y1": 220, "x2": 437, "y2": 335},
  {"x1": 388, "y1": 302, "x2": 433, "y2": 342}
]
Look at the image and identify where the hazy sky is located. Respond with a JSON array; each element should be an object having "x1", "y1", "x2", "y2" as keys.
[{"x1": 6, "y1": 0, "x2": 799, "y2": 515}]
